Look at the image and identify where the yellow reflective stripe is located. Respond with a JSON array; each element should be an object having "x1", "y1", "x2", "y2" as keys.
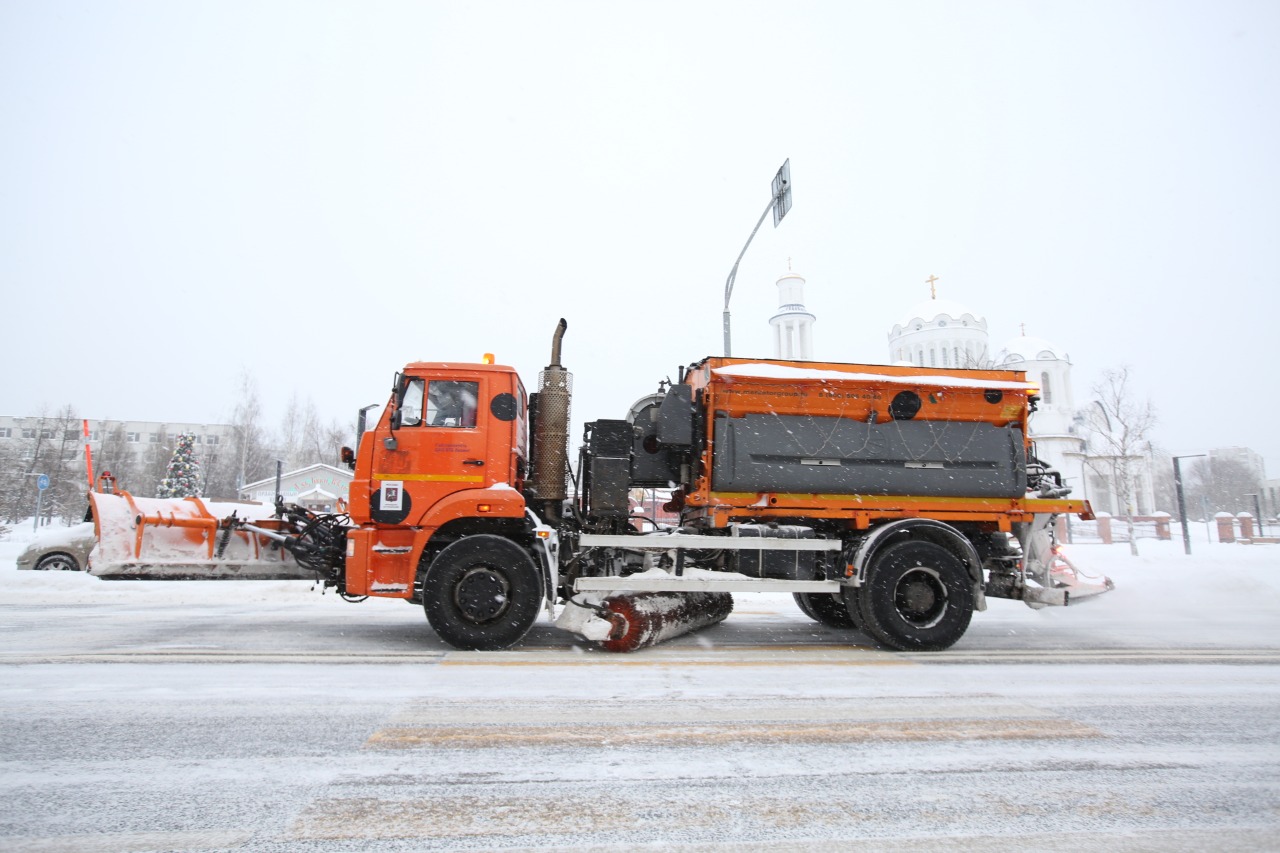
[{"x1": 374, "y1": 473, "x2": 485, "y2": 483}]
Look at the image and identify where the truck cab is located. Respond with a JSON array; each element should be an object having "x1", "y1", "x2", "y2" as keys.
[{"x1": 344, "y1": 362, "x2": 532, "y2": 599}]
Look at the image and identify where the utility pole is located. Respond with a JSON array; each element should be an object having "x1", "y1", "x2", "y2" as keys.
[
  {"x1": 723, "y1": 159, "x2": 792, "y2": 357},
  {"x1": 1172, "y1": 454, "x2": 1205, "y2": 555}
]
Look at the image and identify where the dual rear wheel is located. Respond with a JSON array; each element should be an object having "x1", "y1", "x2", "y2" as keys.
[{"x1": 795, "y1": 540, "x2": 974, "y2": 652}]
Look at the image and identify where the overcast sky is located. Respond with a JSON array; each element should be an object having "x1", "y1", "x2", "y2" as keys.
[{"x1": 3, "y1": 2, "x2": 1278, "y2": 474}]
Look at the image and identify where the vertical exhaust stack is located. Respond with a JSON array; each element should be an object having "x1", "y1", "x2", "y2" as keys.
[{"x1": 532, "y1": 319, "x2": 572, "y2": 522}]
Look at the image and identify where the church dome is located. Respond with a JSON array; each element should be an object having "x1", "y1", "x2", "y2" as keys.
[
  {"x1": 997, "y1": 335, "x2": 1067, "y2": 365},
  {"x1": 892, "y1": 299, "x2": 986, "y2": 333}
]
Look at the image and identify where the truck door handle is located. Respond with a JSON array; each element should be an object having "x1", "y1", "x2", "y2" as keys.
[{"x1": 463, "y1": 459, "x2": 485, "y2": 466}]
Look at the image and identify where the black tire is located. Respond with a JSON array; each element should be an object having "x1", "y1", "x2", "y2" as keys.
[
  {"x1": 840, "y1": 585, "x2": 867, "y2": 631},
  {"x1": 421, "y1": 535, "x2": 543, "y2": 651},
  {"x1": 35, "y1": 553, "x2": 79, "y2": 572},
  {"x1": 792, "y1": 592, "x2": 818, "y2": 621},
  {"x1": 856, "y1": 540, "x2": 973, "y2": 651},
  {"x1": 794, "y1": 592, "x2": 857, "y2": 629}
]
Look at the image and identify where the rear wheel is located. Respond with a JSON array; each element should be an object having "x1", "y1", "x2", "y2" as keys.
[
  {"x1": 422, "y1": 535, "x2": 543, "y2": 651},
  {"x1": 793, "y1": 592, "x2": 857, "y2": 629},
  {"x1": 35, "y1": 553, "x2": 79, "y2": 572},
  {"x1": 857, "y1": 540, "x2": 973, "y2": 651}
]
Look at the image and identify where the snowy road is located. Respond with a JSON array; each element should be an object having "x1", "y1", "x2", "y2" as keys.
[{"x1": 2, "y1": 537, "x2": 1279, "y2": 851}]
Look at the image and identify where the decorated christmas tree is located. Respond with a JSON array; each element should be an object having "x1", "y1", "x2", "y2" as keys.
[{"x1": 156, "y1": 433, "x2": 203, "y2": 498}]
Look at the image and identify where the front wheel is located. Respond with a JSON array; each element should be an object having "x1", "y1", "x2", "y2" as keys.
[
  {"x1": 856, "y1": 540, "x2": 973, "y2": 651},
  {"x1": 35, "y1": 553, "x2": 79, "y2": 572},
  {"x1": 421, "y1": 535, "x2": 543, "y2": 651}
]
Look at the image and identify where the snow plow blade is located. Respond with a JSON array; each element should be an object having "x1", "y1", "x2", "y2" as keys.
[{"x1": 88, "y1": 491, "x2": 316, "y2": 581}]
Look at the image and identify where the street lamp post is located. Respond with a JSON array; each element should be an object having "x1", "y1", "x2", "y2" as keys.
[
  {"x1": 722, "y1": 159, "x2": 792, "y2": 357},
  {"x1": 1172, "y1": 454, "x2": 1206, "y2": 555}
]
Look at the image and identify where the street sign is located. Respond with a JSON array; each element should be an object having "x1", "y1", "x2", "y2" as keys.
[
  {"x1": 36, "y1": 474, "x2": 49, "y2": 491},
  {"x1": 772, "y1": 158, "x2": 792, "y2": 227}
]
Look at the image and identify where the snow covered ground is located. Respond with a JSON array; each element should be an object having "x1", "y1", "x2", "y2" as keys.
[{"x1": 1, "y1": 527, "x2": 1279, "y2": 851}]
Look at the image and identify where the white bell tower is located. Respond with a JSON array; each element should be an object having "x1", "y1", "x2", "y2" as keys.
[{"x1": 770, "y1": 267, "x2": 815, "y2": 360}]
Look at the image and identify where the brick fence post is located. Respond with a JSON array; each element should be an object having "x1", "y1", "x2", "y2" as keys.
[
  {"x1": 1216, "y1": 512, "x2": 1236, "y2": 543},
  {"x1": 1239, "y1": 513, "x2": 1255, "y2": 540},
  {"x1": 1096, "y1": 513, "x2": 1112, "y2": 545},
  {"x1": 1153, "y1": 512, "x2": 1171, "y2": 540}
]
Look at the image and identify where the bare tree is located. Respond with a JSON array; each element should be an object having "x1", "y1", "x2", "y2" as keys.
[
  {"x1": 224, "y1": 371, "x2": 275, "y2": 496},
  {"x1": 1084, "y1": 367, "x2": 1157, "y2": 555},
  {"x1": 1149, "y1": 447, "x2": 1178, "y2": 516},
  {"x1": 1188, "y1": 456, "x2": 1261, "y2": 517},
  {"x1": 279, "y1": 393, "x2": 305, "y2": 471},
  {"x1": 93, "y1": 422, "x2": 142, "y2": 495}
]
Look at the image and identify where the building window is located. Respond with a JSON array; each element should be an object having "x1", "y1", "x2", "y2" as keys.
[
  {"x1": 64, "y1": 429, "x2": 78, "y2": 440},
  {"x1": 929, "y1": 349, "x2": 936, "y2": 367},
  {"x1": 127, "y1": 432, "x2": 140, "y2": 443},
  {"x1": 942, "y1": 348, "x2": 950, "y2": 367},
  {"x1": 1040, "y1": 371, "x2": 1053, "y2": 404},
  {"x1": 207, "y1": 435, "x2": 219, "y2": 446},
  {"x1": 192, "y1": 434, "x2": 203, "y2": 444},
  {"x1": 0, "y1": 428, "x2": 10, "y2": 438},
  {"x1": 21, "y1": 428, "x2": 36, "y2": 439},
  {"x1": 40, "y1": 429, "x2": 53, "y2": 439},
  {"x1": 149, "y1": 433, "x2": 160, "y2": 443}
]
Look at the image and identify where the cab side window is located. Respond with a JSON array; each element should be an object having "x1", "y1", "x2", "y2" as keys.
[
  {"x1": 400, "y1": 378, "x2": 425, "y2": 426},
  {"x1": 427, "y1": 380, "x2": 479, "y2": 428}
]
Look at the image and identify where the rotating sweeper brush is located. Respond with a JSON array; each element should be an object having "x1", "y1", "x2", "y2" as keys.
[{"x1": 558, "y1": 591, "x2": 735, "y2": 652}]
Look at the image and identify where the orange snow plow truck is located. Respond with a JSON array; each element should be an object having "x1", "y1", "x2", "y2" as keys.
[{"x1": 89, "y1": 319, "x2": 1106, "y2": 653}]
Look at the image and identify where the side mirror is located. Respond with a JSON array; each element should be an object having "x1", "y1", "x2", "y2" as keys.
[
  {"x1": 340, "y1": 446, "x2": 356, "y2": 470},
  {"x1": 389, "y1": 372, "x2": 406, "y2": 432}
]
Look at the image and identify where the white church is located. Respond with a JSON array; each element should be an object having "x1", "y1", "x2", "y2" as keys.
[{"x1": 764, "y1": 269, "x2": 1156, "y2": 517}]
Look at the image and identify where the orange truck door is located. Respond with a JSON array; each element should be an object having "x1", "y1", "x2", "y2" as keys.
[{"x1": 367, "y1": 368, "x2": 517, "y2": 526}]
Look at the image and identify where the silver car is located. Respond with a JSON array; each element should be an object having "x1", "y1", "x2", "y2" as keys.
[{"x1": 15, "y1": 522, "x2": 97, "y2": 572}]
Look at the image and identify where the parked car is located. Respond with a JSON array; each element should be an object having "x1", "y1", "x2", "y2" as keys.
[{"x1": 15, "y1": 522, "x2": 97, "y2": 572}]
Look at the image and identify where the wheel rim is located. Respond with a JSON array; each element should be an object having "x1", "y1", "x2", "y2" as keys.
[
  {"x1": 453, "y1": 566, "x2": 510, "y2": 623},
  {"x1": 39, "y1": 556, "x2": 75, "y2": 572},
  {"x1": 893, "y1": 567, "x2": 947, "y2": 628}
]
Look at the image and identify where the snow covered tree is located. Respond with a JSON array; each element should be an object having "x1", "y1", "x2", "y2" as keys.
[
  {"x1": 155, "y1": 433, "x2": 202, "y2": 498},
  {"x1": 1083, "y1": 367, "x2": 1157, "y2": 556}
]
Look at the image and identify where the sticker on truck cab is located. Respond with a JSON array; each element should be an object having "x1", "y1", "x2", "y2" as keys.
[{"x1": 380, "y1": 480, "x2": 404, "y2": 511}]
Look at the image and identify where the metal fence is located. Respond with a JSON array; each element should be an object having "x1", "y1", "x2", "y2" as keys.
[{"x1": 1065, "y1": 518, "x2": 1162, "y2": 544}]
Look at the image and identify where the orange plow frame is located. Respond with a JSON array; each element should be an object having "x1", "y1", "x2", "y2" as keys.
[{"x1": 88, "y1": 491, "x2": 317, "y2": 580}]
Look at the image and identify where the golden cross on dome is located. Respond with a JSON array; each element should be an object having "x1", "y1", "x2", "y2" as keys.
[
  {"x1": 1021, "y1": 322, "x2": 1027, "y2": 336},
  {"x1": 926, "y1": 274, "x2": 939, "y2": 299}
]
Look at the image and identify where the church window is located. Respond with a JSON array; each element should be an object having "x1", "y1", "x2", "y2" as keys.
[
  {"x1": 929, "y1": 349, "x2": 936, "y2": 367},
  {"x1": 942, "y1": 348, "x2": 950, "y2": 367},
  {"x1": 953, "y1": 347, "x2": 960, "y2": 366},
  {"x1": 1040, "y1": 371, "x2": 1053, "y2": 404}
]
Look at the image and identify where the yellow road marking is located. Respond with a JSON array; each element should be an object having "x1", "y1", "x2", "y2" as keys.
[{"x1": 364, "y1": 717, "x2": 1101, "y2": 749}]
